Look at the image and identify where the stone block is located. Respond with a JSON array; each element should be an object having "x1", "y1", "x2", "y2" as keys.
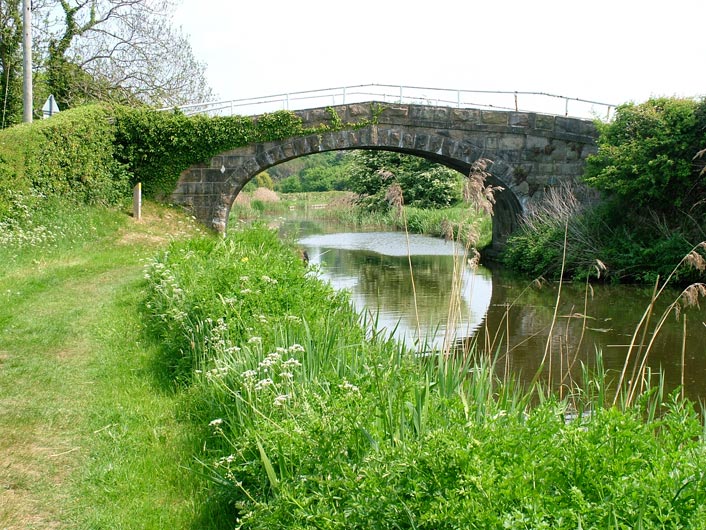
[
  {"x1": 291, "y1": 137, "x2": 307, "y2": 156},
  {"x1": 320, "y1": 132, "x2": 336, "y2": 151},
  {"x1": 334, "y1": 131, "x2": 350, "y2": 149},
  {"x1": 525, "y1": 135, "x2": 550, "y2": 150},
  {"x1": 536, "y1": 163, "x2": 555, "y2": 175},
  {"x1": 414, "y1": 134, "x2": 430, "y2": 150},
  {"x1": 555, "y1": 116, "x2": 589, "y2": 136},
  {"x1": 410, "y1": 106, "x2": 436, "y2": 122},
  {"x1": 244, "y1": 158, "x2": 261, "y2": 175},
  {"x1": 306, "y1": 135, "x2": 322, "y2": 152},
  {"x1": 305, "y1": 108, "x2": 332, "y2": 127},
  {"x1": 549, "y1": 143, "x2": 568, "y2": 161},
  {"x1": 481, "y1": 111, "x2": 508, "y2": 125},
  {"x1": 401, "y1": 133, "x2": 415, "y2": 149},
  {"x1": 380, "y1": 104, "x2": 409, "y2": 119},
  {"x1": 451, "y1": 108, "x2": 480, "y2": 123},
  {"x1": 434, "y1": 108, "x2": 450, "y2": 122},
  {"x1": 509, "y1": 113, "x2": 530, "y2": 127},
  {"x1": 535, "y1": 114, "x2": 555, "y2": 130},
  {"x1": 428, "y1": 135, "x2": 444, "y2": 154},
  {"x1": 255, "y1": 150, "x2": 274, "y2": 168},
  {"x1": 498, "y1": 135, "x2": 525, "y2": 150},
  {"x1": 513, "y1": 180, "x2": 530, "y2": 196},
  {"x1": 347, "y1": 104, "x2": 370, "y2": 118}
]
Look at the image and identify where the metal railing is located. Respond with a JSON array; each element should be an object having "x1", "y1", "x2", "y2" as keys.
[{"x1": 162, "y1": 83, "x2": 617, "y2": 121}]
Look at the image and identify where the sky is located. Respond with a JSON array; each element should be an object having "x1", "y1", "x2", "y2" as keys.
[{"x1": 173, "y1": 0, "x2": 704, "y2": 116}]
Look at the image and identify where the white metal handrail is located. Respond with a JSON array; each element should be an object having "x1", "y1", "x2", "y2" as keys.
[{"x1": 162, "y1": 83, "x2": 617, "y2": 120}]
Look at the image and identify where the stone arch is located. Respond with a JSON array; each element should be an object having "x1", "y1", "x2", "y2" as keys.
[
  {"x1": 172, "y1": 102, "x2": 598, "y2": 251},
  {"x1": 175, "y1": 126, "x2": 523, "y2": 250}
]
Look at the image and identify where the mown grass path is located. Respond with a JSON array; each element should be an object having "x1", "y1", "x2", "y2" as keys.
[{"x1": 0, "y1": 205, "x2": 207, "y2": 529}]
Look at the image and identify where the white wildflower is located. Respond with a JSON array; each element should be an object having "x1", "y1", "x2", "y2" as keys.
[
  {"x1": 255, "y1": 378, "x2": 274, "y2": 391},
  {"x1": 282, "y1": 358, "x2": 302, "y2": 369},
  {"x1": 339, "y1": 380, "x2": 360, "y2": 393},
  {"x1": 273, "y1": 394, "x2": 290, "y2": 407},
  {"x1": 215, "y1": 454, "x2": 236, "y2": 467},
  {"x1": 209, "y1": 418, "x2": 224, "y2": 427},
  {"x1": 288, "y1": 344, "x2": 305, "y2": 353},
  {"x1": 248, "y1": 336, "x2": 262, "y2": 344},
  {"x1": 241, "y1": 369, "x2": 257, "y2": 379}
]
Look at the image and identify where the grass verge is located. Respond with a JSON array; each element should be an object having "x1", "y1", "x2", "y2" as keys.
[{"x1": 0, "y1": 201, "x2": 211, "y2": 529}]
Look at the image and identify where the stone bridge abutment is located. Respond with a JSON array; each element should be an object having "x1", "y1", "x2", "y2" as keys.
[{"x1": 172, "y1": 102, "x2": 599, "y2": 250}]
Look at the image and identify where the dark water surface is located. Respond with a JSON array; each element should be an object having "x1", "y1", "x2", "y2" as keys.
[{"x1": 275, "y1": 218, "x2": 706, "y2": 400}]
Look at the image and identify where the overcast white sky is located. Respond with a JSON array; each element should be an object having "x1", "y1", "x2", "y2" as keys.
[{"x1": 173, "y1": 0, "x2": 704, "y2": 113}]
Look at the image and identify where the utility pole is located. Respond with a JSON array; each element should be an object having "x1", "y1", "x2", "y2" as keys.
[{"x1": 22, "y1": 0, "x2": 32, "y2": 123}]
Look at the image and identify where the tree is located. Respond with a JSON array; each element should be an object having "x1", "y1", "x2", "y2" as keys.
[
  {"x1": 347, "y1": 150, "x2": 463, "y2": 210},
  {"x1": 0, "y1": 1, "x2": 23, "y2": 127},
  {"x1": 584, "y1": 98, "x2": 706, "y2": 212},
  {"x1": 40, "y1": 0, "x2": 213, "y2": 109}
]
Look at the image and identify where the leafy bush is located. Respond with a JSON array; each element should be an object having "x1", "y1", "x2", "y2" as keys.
[
  {"x1": 347, "y1": 150, "x2": 464, "y2": 210},
  {"x1": 0, "y1": 105, "x2": 130, "y2": 215},
  {"x1": 113, "y1": 107, "x2": 264, "y2": 198},
  {"x1": 114, "y1": 106, "x2": 375, "y2": 199},
  {"x1": 584, "y1": 98, "x2": 706, "y2": 211}
]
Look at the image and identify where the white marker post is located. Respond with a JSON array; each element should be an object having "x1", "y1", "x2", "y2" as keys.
[{"x1": 133, "y1": 182, "x2": 142, "y2": 221}]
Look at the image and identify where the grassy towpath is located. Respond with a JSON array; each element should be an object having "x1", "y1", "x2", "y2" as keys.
[{"x1": 0, "y1": 204, "x2": 210, "y2": 529}]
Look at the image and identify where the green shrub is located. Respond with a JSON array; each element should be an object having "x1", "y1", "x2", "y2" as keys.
[
  {"x1": 0, "y1": 105, "x2": 130, "y2": 214},
  {"x1": 584, "y1": 98, "x2": 706, "y2": 211},
  {"x1": 347, "y1": 150, "x2": 464, "y2": 211},
  {"x1": 142, "y1": 225, "x2": 353, "y2": 381}
]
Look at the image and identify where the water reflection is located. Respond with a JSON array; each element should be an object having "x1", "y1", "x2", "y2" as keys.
[
  {"x1": 275, "y1": 217, "x2": 706, "y2": 400},
  {"x1": 299, "y1": 232, "x2": 493, "y2": 350},
  {"x1": 482, "y1": 274, "x2": 706, "y2": 400}
]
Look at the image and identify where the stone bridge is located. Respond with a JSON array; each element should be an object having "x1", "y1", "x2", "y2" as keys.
[{"x1": 172, "y1": 102, "x2": 599, "y2": 250}]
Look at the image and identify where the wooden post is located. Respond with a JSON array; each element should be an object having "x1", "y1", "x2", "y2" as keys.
[{"x1": 133, "y1": 182, "x2": 142, "y2": 221}]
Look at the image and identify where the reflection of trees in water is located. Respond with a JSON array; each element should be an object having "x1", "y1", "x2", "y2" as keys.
[
  {"x1": 476, "y1": 270, "x2": 706, "y2": 399},
  {"x1": 322, "y1": 249, "x2": 481, "y2": 337},
  {"x1": 326, "y1": 251, "x2": 464, "y2": 325}
]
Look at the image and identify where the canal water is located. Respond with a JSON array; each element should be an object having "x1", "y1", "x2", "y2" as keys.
[{"x1": 275, "y1": 217, "x2": 706, "y2": 399}]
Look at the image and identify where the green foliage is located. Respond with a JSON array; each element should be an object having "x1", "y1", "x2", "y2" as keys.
[
  {"x1": 0, "y1": 104, "x2": 130, "y2": 215},
  {"x1": 142, "y1": 225, "x2": 351, "y2": 381},
  {"x1": 584, "y1": 98, "x2": 706, "y2": 211},
  {"x1": 114, "y1": 105, "x2": 375, "y2": 199},
  {"x1": 347, "y1": 150, "x2": 463, "y2": 210},
  {"x1": 254, "y1": 171, "x2": 274, "y2": 190},
  {"x1": 113, "y1": 107, "x2": 259, "y2": 197},
  {"x1": 0, "y1": 0, "x2": 23, "y2": 128},
  {"x1": 274, "y1": 151, "x2": 352, "y2": 193}
]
